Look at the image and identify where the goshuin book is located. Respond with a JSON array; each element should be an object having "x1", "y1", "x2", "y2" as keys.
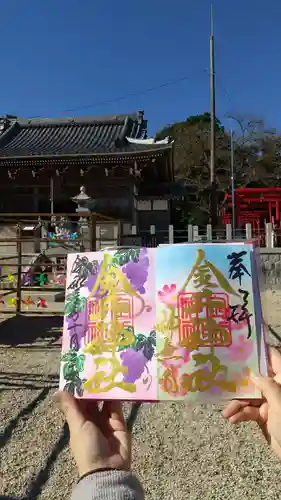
[{"x1": 59, "y1": 243, "x2": 268, "y2": 402}]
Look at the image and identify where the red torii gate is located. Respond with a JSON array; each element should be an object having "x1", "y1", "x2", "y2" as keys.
[{"x1": 220, "y1": 188, "x2": 281, "y2": 233}]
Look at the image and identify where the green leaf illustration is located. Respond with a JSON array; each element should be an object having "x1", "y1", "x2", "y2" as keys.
[
  {"x1": 63, "y1": 381, "x2": 75, "y2": 395},
  {"x1": 63, "y1": 362, "x2": 77, "y2": 380},
  {"x1": 61, "y1": 348, "x2": 77, "y2": 362},
  {"x1": 64, "y1": 290, "x2": 86, "y2": 316},
  {"x1": 117, "y1": 326, "x2": 136, "y2": 352},
  {"x1": 135, "y1": 334, "x2": 147, "y2": 350},
  {"x1": 111, "y1": 248, "x2": 140, "y2": 268},
  {"x1": 75, "y1": 380, "x2": 84, "y2": 397},
  {"x1": 75, "y1": 353, "x2": 85, "y2": 372}
]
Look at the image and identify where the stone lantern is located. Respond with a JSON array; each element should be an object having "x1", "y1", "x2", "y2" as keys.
[
  {"x1": 71, "y1": 185, "x2": 92, "y2": 215},
  {"x1": 71, "y1": 185, "x2": 93, "y2": 250}
]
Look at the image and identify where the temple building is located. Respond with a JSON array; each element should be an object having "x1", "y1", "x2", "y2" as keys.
[{"x1": 0, "y1": 111, "x2": 178, "y2": 233}]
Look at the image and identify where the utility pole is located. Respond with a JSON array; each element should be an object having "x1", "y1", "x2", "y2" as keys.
[
  {"x1": 210, "y1": 5, "x2": 218, "y2": 232},
  {"x1": 230, "y1": 130, "x2": 236, "y2": 238}
]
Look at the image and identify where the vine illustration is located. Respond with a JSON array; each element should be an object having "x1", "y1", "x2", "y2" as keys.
[
  {"x1": 61, "y1": 348, "x2": 86, "y2": 396},
  {"x1": 62, "y1": 248, "x2": 154, "y2": 396}
]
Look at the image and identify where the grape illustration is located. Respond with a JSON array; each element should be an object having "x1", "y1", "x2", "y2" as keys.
[
  {"x1": 135, "y1": 331, "x2": 156, "y2": 361},
  {"x1": 122, "y1": 248, "x2": 149, "y2": 294},
  {"x1": 120, "y1": 348, "x2": 147, "y2": 383}
]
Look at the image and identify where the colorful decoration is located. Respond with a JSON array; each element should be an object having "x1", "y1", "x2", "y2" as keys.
[
  {"x1": 48, "y1": 231, "x2": 79, "y2": 241},
  {"x1": 54, "y1": 273, "x2": 66, "y2": 286},
  {"x1": 37, "y1": 297, "x2": 47, "y2": 308},
  {"x1": 22, "y1": 296, "x2": 35, "y2": 307},
  {"x1": 0, "y1": 293, "x2": 48, "y2": 308},
  {"x1": 7, "y1": 273, "x2": 17, "y2": 285},
  {"x1": 7, "y1": 296, "x2": 17, "y2": 306},
  {"x1": 22, "y1": 272, "x2": 32, "y2": 286},
  {"x1": 35, "y1": 273, "x2": 48, "y2": 286},
  {"x1": 59, "y1": 245, "x2": 268, "y2": 402}
]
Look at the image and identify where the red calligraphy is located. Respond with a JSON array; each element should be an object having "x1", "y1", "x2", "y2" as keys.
[
  {"x1": 177, "y1": 292, "x2": 232, "y2": 348},
  {"x1": 86, "y1": 295, "x2": 134, "y2": 344}
]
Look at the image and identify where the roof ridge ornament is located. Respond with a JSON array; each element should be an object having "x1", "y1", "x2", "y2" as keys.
[{"x1": 125, "y1": 136, "x2": 172, "y2": 145}]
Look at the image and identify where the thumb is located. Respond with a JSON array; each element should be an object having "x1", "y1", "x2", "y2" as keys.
[
  {"x1": 252, "y1": 375, "x2": 281, "y2": 406},
  {"x1": 54, "y1": 391, "x2": 84, "y2": 433}
]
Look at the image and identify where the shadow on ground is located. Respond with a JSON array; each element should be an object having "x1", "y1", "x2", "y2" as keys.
[
  {"x1": 25, "y1": 423, "x2": 70, "y2": 499},
  {"x1": 0, "y1": 371, "x2": 59, "y2": 391},
  {"x1": 0, "y1": 387, "x2": 51, "y2": 448},
  {"x1": 0, "y1": 497, "x2": 19, "y2": 499},
  {"x1": 0, "y1": 315, "x2": 63, "y2": 346}
]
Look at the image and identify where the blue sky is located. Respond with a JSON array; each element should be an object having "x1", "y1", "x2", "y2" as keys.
[{"x1": 1, "y1": 0, "x2": 280, "y2": 135}]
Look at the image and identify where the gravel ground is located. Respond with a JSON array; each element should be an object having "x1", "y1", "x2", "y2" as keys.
[{"x1": 1, "y1": 292, "x2": 281, "y2": 500}]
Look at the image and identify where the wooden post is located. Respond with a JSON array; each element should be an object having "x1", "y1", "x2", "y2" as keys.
[
  {"x1": 113, "y1": 225, "x2": 119, "y2": 246},
  {"x1": 193, "y1": 226, "x2": 199, "y2": 241},
  {"x1": 89, "y1": 213, "x2": 96, "y2": 251},
  {"x1": 226, "y1": 224, "x2": 232, "y2": 241},
  {"x1": 206, "y1": 224, "x2": 212, "y2": 241},
  {"x1": 16, "y1": 223, "x2": 22, "y2": 314},
  {"x1": 266, "y1": 222, "x2": 273, "y2": 248},
  {"x1": 96, "y1": 225, "x2": 101, "y2": 250},
  {"x1": 168, "y1": 225, "x2": 174, "y2": 244},
  {"x1": 245, "y1": 223, "x2": 252, "y2": 240}
]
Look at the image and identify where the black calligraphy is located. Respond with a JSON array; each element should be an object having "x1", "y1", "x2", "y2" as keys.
[
  {"x1": 228, "y1": 289, "x2": 253, "y2": 339},
  {"x1": 68, "y1": 255, "x2": 99, "y2": 290},
  {"x1": 227, "y1": 251, "x2": 251, "y2": 286}
]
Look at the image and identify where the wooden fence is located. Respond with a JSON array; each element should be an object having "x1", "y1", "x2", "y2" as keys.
[
  {"x1": 0, "y1": 218, "x2": 279, "y2": 316},
  {"x1": 123, "y1": 222, "x2": 277, "y2": 248}
]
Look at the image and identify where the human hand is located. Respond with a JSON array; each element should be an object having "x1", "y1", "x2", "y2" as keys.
[
  {"x1": 223, "y1": 347, "x2": 281, "y2": 459},
  {"x1": 54, "y1": 392, "x2": 131, "y2": 477}
]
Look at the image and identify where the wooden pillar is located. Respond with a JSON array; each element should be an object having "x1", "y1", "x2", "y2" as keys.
[
  {"x1": 235, "y1": 191, "x2": 241, "y2": 227},
  {"x1": 131, "y1": 183, "x2": 137, "y2": 226},
  {"x1": 89, "y1": 213, "x2": 96, "y2": 251},
  {"x1": 269, "y1": 201, "x2": 272, "y2": 223},
  {"x1": 276, "y1": 200, "x2": 280, "y2": 225}
]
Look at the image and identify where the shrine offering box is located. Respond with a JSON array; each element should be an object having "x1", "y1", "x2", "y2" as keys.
[{"x1": 60, "y1": 243, "x2": 268, "y2": 402}]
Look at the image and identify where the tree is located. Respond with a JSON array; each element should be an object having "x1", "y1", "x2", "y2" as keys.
[
  {"x1": 156, "y1": 112, "x2": 281, "y2": 226},
  {"x1": 156, "y1": 113, "x2": 232, "y2": 225},
  {"x1": 226, "y1": 114, "x2": 281, "y2": 187}
]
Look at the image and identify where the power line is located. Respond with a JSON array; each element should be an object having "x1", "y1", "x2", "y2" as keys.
[
  {"x1": 30, "y1": 71, "x2": 208, "y2": 118},
  {"x1": 62, "y1": 73, "x2": 207, "y2": 114}
]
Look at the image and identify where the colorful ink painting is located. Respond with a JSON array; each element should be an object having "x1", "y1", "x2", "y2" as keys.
[{"x1": 59, "y1": 244, "x2": 268, "y2": 402}]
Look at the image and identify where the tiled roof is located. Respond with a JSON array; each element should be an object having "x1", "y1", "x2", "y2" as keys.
[{"x1": 0, "y1": 112, "x2": 172, "y2": 159}]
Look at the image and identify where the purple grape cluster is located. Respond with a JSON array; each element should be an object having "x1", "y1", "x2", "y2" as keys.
[
  {"x1": 120, "y1": 348, "x2": 147, "y2": 383},
  {"x1": 122, "y1": 248, "x2": 149, "y2": 294},
  {"x1": 120, "y1": 330, "x2": 156, "y2": 383},
  {"x1": 84, "y1": 263, "x2": 101, "y2": 293}
]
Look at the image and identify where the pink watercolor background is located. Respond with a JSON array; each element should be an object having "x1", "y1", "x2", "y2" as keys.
[{"x1": 60, "y1": 250, "x2": 158, "y2": 401}]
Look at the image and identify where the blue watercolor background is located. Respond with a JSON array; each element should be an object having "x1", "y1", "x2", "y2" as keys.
[{"x1": 156, "y1": 243, "x2": 253, "y2": 294}]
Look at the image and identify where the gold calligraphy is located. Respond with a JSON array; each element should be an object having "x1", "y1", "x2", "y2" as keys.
[
  {"x1": 159, "y1": 248, "x2": 240, "y2": 397},
  {"x1": 178, "y1": 249, "x2": 238, "y2": 350},
  {"x1": 180, "y1": 352, "x2": 236, "y2": 393},
  {"x1": 83, "y1": 253, "x2": 143, "y2": 394}
]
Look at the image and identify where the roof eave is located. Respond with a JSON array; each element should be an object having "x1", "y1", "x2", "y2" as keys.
[{"x1": 0, "y1": 144, "x2": 173, "y2": 163}]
